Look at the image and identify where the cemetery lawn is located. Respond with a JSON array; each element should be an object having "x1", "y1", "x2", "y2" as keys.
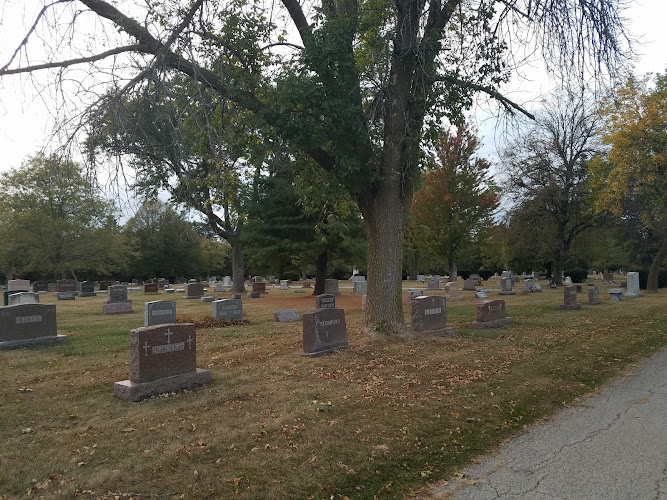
[{"x1": 1, "y1": 282, "x2": 666, "y2": 499}]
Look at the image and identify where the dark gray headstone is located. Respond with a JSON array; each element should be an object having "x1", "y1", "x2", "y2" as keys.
[
  {"x1": 301, "y1": 308, "x2": 348, "y2": 357},
  {"x1": 353, "y1": 281, "x2": 367, "y2": 294},
  {"x1": 56, "y1": 279, "x2": 77, "y2": 293},
  {"x1": 107, "y1": 285, "x2": 129, "y2": 303},
  {"x1": 80, "y1": 281, "x2": 96, "y2": 297},
  {"x1": 0, "y1": 304, "x2": 66, "y2": 349},
  {"x1": 184, "y1": 282, "x2": 204, "y2": 299},
  {"x1": 56, "y1": 292, "x2": 75, "y2": 301},
  {"x1": 212, "y1": 299, "x2": 243, "y2": 320},
  {"x1": 33, "y1": 281, "x2": 48, "y2": 293},
  {"x1": 426, "y1": 280, "x2": 440, "y2": 290},
  {"x1": 410, "y1": 296, "x2": 453, "y2": 335},
  {"x1": 315, "y1": 294, "x2": 336, "y2": 309},
  {"x1": 323, "y1": 279, "x2": 340, "y2": 296},
  {"x1": 144, "y1": 301, "x2": 176, "y2": 327}
]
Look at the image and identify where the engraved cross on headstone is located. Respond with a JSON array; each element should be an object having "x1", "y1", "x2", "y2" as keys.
[
  {"x1": 143, "y1": 341, "x2": 150, "y2": 357},
  {"x1": 186, "y1": 335, "x2": 194, "y2": 349},
  {"x1": 164, "y1": 328, "x2": 173, "y2": 344}
]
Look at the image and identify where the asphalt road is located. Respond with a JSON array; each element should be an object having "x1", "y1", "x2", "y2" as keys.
[{"x1": 430, "y1": 347, "x2": 667, "y2": 499}]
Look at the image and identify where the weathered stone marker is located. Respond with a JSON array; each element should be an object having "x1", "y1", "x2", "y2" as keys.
[
  {"x1": 280, "y1": 280, "x2": 289, "y2": 290},
  {"x1": 470, "y1": 299, "x2": 512, "y2": 328},
  {"x1": 0, "y1": 304, "x2": 66, "y2": 350},
  {"x1": 7, "y1": 279, "x2": 30, "y2": 292},
  {"x1": 427, "y1": 279, "x2": 440, "y2": 290},
  {"x1": 144, "y1": 283, "x2": 159, "y2": 294},
  {"x1": 79, "y1": 281, "x2": 96, "y2": 297},
  {"x1": 212, "y1": 299, "x2": 243, "y2": 320},
  {"x1": 300, "y1": 308, "x2": 348, "y2": 357},
  {"x1": 103, "y1": 285, "x2": 133, "y2": 314},
  {"x1": 588, "y1": 285, "x2": 601, "y2": 305},
  {"x1": 353, "y1": 280, "x2": 367, "y2": 295},
  {"x1": 624, "y1": 272, "x2": 643, "y2": 298},
  {"x1": 8, "y1": 292, "x2": 39, "y2": 306},
  {"x1": 499, "y1": 277, "x2": 515, "y2": 295},
  {"x1": 56, "y1": 279, "x2": 78, "y2": 293},
  {"x1": 275, "y1": 309, "x2": 300, "y2": 322},
  {"x1": 324, "y1": 279, "x2": 341, "y2": 296},
  {"x1": 560, "y1": 285, "x2": 581, "y2": 310},
  {"x1": 445, "y1": 282, "x2": 462, "y2": 301},
  {"x1": 410, "y1": 295, "x2": 453, "y2": 336},
  {"x1": 315, "y1": 294, "x2": 336, "y2": 309},
  {"x1": 463, "y1": 279, "x2": 476, "y2": 291},
  {"x1": 113, "y1": 323, "x2": 211, "y2": 401},
  {"x1": 184, "y1": 282, "x2": 204, "y2": 299},
  {"x1": 144, "y1": 301, "x2": 176, "y2": 327},
  {"x1": 214, "y1": 283, "x2": 225, "y2": 293},
  {"x1": 523, "y1": 279, "x2": 541, "y2": 294},
  {"x1": 609, "y1": 288, "x2": 624, "y2": 302},
  {"x1": 252, "y1": 282, "x2": 267, "y2": 294}
]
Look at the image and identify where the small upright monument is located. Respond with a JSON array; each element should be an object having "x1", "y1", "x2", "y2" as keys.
[
  {"x1": 103, "y1": 285, "x2": 133, "y2": 314},
  {"x1": 0, "y1": 304, "x2": 66, "y2": 350},
  {"x1": 499, "y1": 277, "x2": 515, "y2": 295},
  {"x1": 410, "y1": 295, "x2": 454, "y2": 336},
  {"x1": 560, "y1": 285, "x2": 581, "y2": 310},
  {"x1": 624, "y1": 272, "x2": 643, "y2": 298},
  {"x1": 470, "y1": 299, "x2": 512, "y2": 328}
]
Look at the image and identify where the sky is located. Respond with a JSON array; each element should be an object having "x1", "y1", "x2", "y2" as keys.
[{"x1": 0, "y1": 0, "x2": 666, "y2": 183}]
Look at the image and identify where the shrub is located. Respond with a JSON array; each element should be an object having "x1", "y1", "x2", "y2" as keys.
[
  {"x1": 478, "y1": 270, "x2": 496, "y2": 280},
  {"x1": 564, "y1": 268, "x2": 588, "y2": 283},
  {"x1": 176, "y1": 315, "x2": 250, "y2": 328}
]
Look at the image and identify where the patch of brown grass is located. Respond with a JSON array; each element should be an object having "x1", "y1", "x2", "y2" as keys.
[{"x1": 0, "y1": 284, "x2": 665, "y2": 499}]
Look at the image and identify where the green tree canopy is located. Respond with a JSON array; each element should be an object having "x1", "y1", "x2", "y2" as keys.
[
  {"x1": 0, "y1": 153, "x2": 124, "y2": 280},
  {"x1": 123, "y1": 200, "x2": 203, "y2": 281}
]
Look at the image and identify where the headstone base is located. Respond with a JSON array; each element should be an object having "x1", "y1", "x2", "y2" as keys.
[
  {"x1": 470, "y1": 317, "x2": 513, "y2": 329},
  {"x1": 184, "y1": 295, "x2": 203, "y2": 299},
  {"x1": 299, "y1": 345, "x2": 349, "y2": 358},
  {"x1": 56, "y1": 292, "x2": 76, "y2": 300},
  {"x1": 0, "y1": 334, "x2": 68, "y2": 351},
  {"x1": 200, "y1": 296, "x2": 214, "y2": 302},
  {"x1": 416, "y1": 327, "x2": 455, "y2": 337},
  {"x1": 103, "y1": 302, "x2": 133, "y2": 315},
  {"x1": 559, "y1": 304, "x2": 581, "y2": 310},
  {"x1": 624, "y1": 292, "x2": 644, "y2": 298},
  {"x1": 498, "y1": 291, "x2": 516, "y2": 295},
  {"x1": 79, "y1": 292, "x2": 96, "y2": 297},
  {"x1": 113, "y1": 368, "x2": 211, "y2": 402}
]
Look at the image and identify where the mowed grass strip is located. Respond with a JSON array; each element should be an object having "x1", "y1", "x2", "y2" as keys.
[{"x1": 0, "y1": 282, "x2": 665, "y2": 499}]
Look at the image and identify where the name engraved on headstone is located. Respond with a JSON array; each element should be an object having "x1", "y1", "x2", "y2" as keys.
[
  {"x1": 315, "y1": 294, "x2": 336, "y2": 309},
  {"x1": 16, "y1": 315, "x2": 42, "y2": 324},
  {"x1": 212, "y1": 299, "x2": 243, "y2": 320}
]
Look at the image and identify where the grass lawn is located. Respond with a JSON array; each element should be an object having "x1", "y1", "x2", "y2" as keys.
[{"x1": 1, "y1": 279, "x2": 665, "y2": 499}]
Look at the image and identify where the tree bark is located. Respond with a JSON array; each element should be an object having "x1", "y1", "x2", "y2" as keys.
[
  {"x1": 313, "y1": 249, "x2": 327, "y2": 295},
  {"x1": 449, "y1": 261, "x2": 457, "y2": 282},
  {"x1": 647, "y1": 236, "x2": 667, "y2": 291},
  {"x1": 4, "y1": 267, "x2": 12, "y2": 281},
  {"x1": 410, "y1": 251, "x2": 419, "y2": 281},
  {"x1": 552, "y1": 247, "x2": 563, "y2": 285},
  {"x1": 231, "y1": 242, "x2": 245, "y2": 292},
  {"x1": 358, "y1": 177, "x2": 410, "y2": 333}
]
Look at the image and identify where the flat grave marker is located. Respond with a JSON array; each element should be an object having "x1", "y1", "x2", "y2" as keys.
[{"x1": 275, "y1": 309, "x2": 300, "y2": 322}]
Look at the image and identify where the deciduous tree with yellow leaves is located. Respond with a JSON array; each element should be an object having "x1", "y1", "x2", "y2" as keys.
[{"x1": 591, "y1": 72, "x2": 667, "y2": 290}]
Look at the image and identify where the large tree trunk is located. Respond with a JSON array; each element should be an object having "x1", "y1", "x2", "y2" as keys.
[
  {"x1": 449, "y1": 261, "x2": 457, "y2": 282},
  {"x1": 410, "y1": 251, "x2": 419, "y2": 281},
  {"x1": 552, "y1": 247, "x2": 563, "y2": 285},
  {"x1": 4, "y1": 267, "x2": 12, "y2": 281},
  {"x1": 231, "y1": 242, "x2": 245, "y2": 292},
  {"x1": 647, "y1": 236, "x2": 667, "y2": 291},
  {"x1": 313, "y1": 249, "x2": 327, "y2": 295},
  {"x1": 359, "y1": 178, "x2": 410, "y2": 333}
]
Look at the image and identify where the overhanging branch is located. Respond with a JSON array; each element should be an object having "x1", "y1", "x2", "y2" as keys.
[
  {"x1": 0, "y1": 45, "x2": 150, "y2": 76},
  {"x1": 435, "y1": 74, "x2": 536, "y2": 120}
]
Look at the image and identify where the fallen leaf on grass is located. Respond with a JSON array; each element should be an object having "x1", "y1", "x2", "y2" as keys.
[
  {"x1": 21, "y1": 428, "x2": 33, "y2": 434},
  {"x1": 17, "y1": 388, "x2": 33, "y2": 393},
  {"x1": 120, "y1": 427, "x2": 136, "y2": 433}
]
